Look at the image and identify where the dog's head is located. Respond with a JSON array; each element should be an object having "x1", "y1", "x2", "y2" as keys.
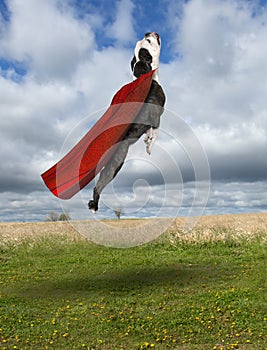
[{"x1": 131, "y1": 32, "x2": 161, "y2": 79}]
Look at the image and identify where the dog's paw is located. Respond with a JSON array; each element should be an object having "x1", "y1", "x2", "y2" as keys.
[
  {"x1": 146, "y1": 143, "x2": 152, "y2": 155},
  {"x1": 145, "y1": 139, "x2": 152, "y2": 155},
  {"x1": 88, "y1": 200, "x2": 98, "y2": 214},
  {"x1": 144, "y1": 129, "x2": 152, "y2": 154}
]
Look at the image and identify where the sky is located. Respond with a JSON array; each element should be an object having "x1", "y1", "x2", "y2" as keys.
[{"x1": 1, "y1": 0, "x2": 267, "y2": 222}]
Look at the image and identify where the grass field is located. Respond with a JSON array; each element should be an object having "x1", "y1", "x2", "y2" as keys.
[{"x1": 0, "y1": 213, "x2": 267, "y2": 349}]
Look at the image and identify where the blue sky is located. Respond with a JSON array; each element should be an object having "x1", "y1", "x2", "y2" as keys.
[{"x1": 1, "y1": 0, "x2": 267, "y2": 222}]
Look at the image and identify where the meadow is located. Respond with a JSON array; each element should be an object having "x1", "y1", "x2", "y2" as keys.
[{"x1": 0, "y1": 213, "x2": 266, "y2": 349}]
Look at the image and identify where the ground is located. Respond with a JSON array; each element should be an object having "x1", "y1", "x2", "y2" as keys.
[{"x1": 0, "y1": 213, "x2": 266, "y2": 349}]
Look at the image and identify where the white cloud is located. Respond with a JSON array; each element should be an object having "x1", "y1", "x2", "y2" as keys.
[
  {"x1": 73, "y1": 46, "x2": 133, "y2": 111},
  {"x1": 161, "y1": 0, "x2": 267, "y2": 186},
  {"x1": 207, "y1": 181, "x2": 267, "y2": 214},
  {"x1": 107, "y1": 0, "x2": 136, "y2": 45},
  {"x1": 1, "y1": 0, "x2": 95, "y2": 80},
  {"x1": 163, "y1": 0, "x2": 267, "y2": 125},
  {"x1": 0, "y1": 191, "x2": 62, "y2": 222}
]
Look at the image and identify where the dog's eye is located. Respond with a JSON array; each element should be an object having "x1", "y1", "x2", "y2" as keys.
[{"x1": 146, "y1": 39, "x2": 151, "y2": 44}]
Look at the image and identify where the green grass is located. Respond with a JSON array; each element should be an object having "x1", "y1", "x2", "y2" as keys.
[{"x1": 0, "y1": 233, "x2": 266, "y2": 349}]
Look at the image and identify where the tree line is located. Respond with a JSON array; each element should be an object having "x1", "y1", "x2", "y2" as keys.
[
  {"x1": 45, "y1": 207, "x2": 123, "y2": 221},
  {"x1": 45, "y1": 211, "x2": 71, "y2": 222}
]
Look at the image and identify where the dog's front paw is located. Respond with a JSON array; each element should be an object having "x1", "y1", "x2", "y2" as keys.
[
  {"x1": 146, "y1": 128, "x2": 158, "y2": 155},
  {"x1": 144, "y1": 129, "x2": 152, "y2": 154},
  {"x1": 145, "y1": 137, "x2": 152, "y2": 155},
  {"x1": 146, "y1": 141, "x2": 152, "y2": 155}
]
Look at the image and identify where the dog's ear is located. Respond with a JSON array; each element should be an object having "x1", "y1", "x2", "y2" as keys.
[{"x1": 131, "y1": 56, "x2": 136, "y2": 72}]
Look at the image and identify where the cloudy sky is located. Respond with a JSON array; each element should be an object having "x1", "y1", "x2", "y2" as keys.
[{"x1": 1, "y1": 0, "x2": 267, "y2": 222}]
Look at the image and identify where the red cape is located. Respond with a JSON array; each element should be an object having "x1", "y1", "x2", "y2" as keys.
[{"x1": 41, "y1": 70, "x2": 155, "y2": 199}]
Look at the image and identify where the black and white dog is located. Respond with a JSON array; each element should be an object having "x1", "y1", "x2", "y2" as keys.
[{"x1": 88, "y1": 32, "x2": 166, "y2": 213}]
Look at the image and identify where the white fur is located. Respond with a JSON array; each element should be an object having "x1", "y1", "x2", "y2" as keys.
[
  {"x1": 144, "y1": 128, "x2": 159, "y2": 155},
  {"x1": 134, "y1": 32, "x2": 162, "y2": 155},
  {"x1": 133, "y1": 32, "x2": 161, "y2": 83}
]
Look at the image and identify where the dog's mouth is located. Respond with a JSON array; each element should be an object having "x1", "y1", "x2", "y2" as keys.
[{"x1": 153, "y1": 32, "x2": 160, "y2": 46}]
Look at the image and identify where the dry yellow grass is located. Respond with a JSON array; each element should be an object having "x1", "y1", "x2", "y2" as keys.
[
  {"x1": 0, "y1": 212, "x2": 266, "y2": 246},
  {"x1": 168, "y1": 212, "x2": 267, "y2": 244},
  {"x1": 0, "y1": 221, "x2": 84, "y2": 246}
]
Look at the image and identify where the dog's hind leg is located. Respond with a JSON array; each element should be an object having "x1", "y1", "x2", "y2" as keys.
[
  {"x1": 88, "y1": 123, "x2": 152, "y2": 213},
  {"x1": 88, "y1": 140, "x2": 130, "y2": 213}
]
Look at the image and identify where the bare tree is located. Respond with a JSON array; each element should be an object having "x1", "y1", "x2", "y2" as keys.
[
  {"x1": 58, "y1": 212, "x2": 71, "y2": 221},
  {"x1": 46, "y1": 211, "x2": 59, "y2": 222},
  {"x1": 114, "y1": 207, "x2": 123, "y2": 220},
  {"x1": 45, "y1": 211, "x2": 71, "y2": 222}
]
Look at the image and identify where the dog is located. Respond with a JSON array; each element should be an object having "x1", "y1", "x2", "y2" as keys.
[{"x1": 88, "y1": 32, "x2": 166, "y2": 213}]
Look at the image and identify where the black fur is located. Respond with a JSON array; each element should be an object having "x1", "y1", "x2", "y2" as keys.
[{"x1": 131, "y1": 48, "x2": 152, "y2": 78}]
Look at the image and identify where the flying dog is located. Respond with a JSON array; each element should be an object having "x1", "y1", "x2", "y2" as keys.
[{"x1": 88, "y1": 32, "x2": 166, "y2": 213}]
